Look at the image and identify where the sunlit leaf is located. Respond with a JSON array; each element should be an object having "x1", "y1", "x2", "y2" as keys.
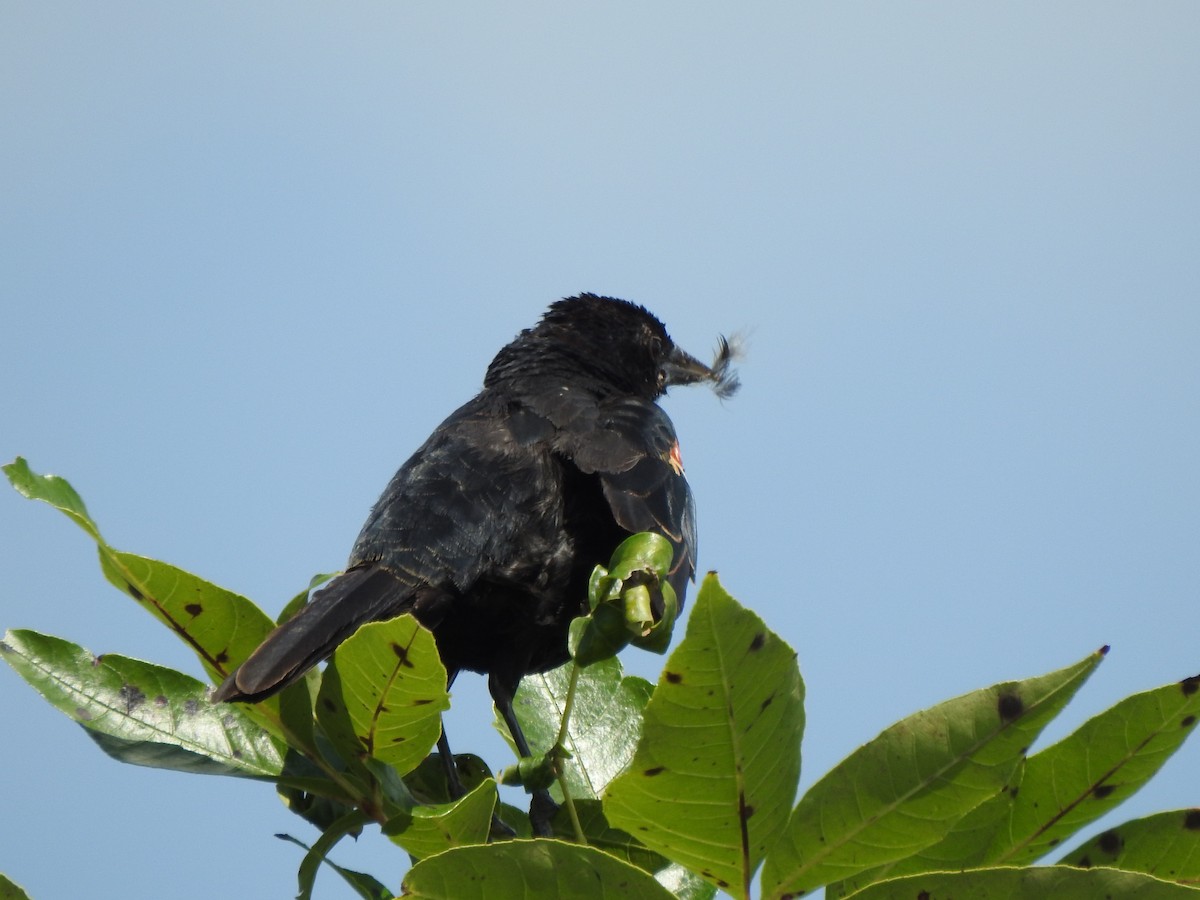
[
  {"x1": 993, "y1": 674, "x2": 1200, "y2": 864},
  {"x1": 1, "y1": 628, "x2": 283, "y2": 778},
  {"x1": 503, "y1": 657, "x2": 653, "y2": 800},
  {"x1": 316, "y1": 615, "x2": 448, "y2": 775},
  {"x1": 765, "y1": 648, "x2": 1104, "y2": 899},
  {"x1": 1061, "y1": 809, "x2": 1200, "y2": 885},
  {"x1": 4, "y1": 458, "x2": 280, "y2": 719},
  {"x1": 833, "y1": 670, "x2": 1200, "y2": 894},
  {"x1": 605, "y1": 574, "x2": 804, "y2": 899},
  {"x1": 0, "y1": 872, "x2": 32, "y2": 900}
]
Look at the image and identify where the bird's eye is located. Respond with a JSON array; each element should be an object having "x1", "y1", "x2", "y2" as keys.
[{"x1": 649, "y1": 335, "x2": 664, "y2": 357}]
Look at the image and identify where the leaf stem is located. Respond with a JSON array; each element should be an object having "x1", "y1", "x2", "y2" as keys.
[{"x1": 553, "y1": 662, "x2": 586, "y2": 844}]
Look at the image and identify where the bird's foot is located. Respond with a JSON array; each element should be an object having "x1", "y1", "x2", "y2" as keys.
[{"x1": 529, "y1": 789, "x2": 559, "y2": 838}]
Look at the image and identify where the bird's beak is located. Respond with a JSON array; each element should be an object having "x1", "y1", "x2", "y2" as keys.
[
  {"x1": 663, "y1": 338, "x2": 741, "y2": 399},
  {"x1": 662, "y1": 346, "x2": 714, "y2": 388}
]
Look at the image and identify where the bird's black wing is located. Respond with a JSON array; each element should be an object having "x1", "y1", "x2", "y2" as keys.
[
  {"x1": 214, "y1": 394, "x2": 563, "y2": 702},
  {"x1": 211, "y1": 563, "x2": 412, "y2": 702},
  {"x1": 558, "y1": 396, "x2": 698, "y2": 602}
]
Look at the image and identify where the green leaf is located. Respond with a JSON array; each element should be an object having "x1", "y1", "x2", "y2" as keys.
[
  {"x1": 404, "y1": 753, "x2": 488, "y2": 805},
  {"x1": 845, "y1": 865, "x2": 1200, "y2": 899},
  {"x1": 316, "y1": 614, "x2": 449, "y2": 775},
  {"x1": 295, "y1": 809, "x2": 374, "y2": 900},
  {"x1": 4, "y1": 458, "x2": 280, "y2": 708},
  {"x1": 1060, "y1": 809, "x2": 1200, "y2": 884},
  {"x1": 385, "y1": 777, "x2": 497, "y2": 859},
  {"x1": 399, "y1": 840, "x2": 678, "y2": 899},
  {"x1": 4, "y1": 456, "x2": 101, "y2": 541},
  {"x1": 276, "y1": 780, "x2": 360, "y2": 833},
  {"x1": 276, "y1": 829, "x2": 393, "y2": 900},
  {"x1": 502, "y1": 657, "x2": 653, "y2": 800},
  {"x1": 655, "y1": 864, "x2": 719, "y2": 900},
  {"x1": 0, "y1": 873, "x2": 32, "y2": 900},
  {"x1": 993, "y1": 674, "x2": 1200, "y2": 864},
  {"x1": 96, "y1": 550, "x2": 277, "y2": 684},
  {"x1": 569, "y1": 602, "x2": 632, "y2": 667},
  {"x1": 604, "y1": 574, "x2": 804, "y2": 899},
  {"x1": 546, "y1": 799, "x2": 715, "y2": 898},
  {"x1": 1, "y1": 629, "x2": 283, "y2": 778},
  {"x1": 834, "y1": 669, "x2": 1200, "y2": 894},
  {"x1": 605, "y1": 532, "x2": 676, "y2": 583},
  {"x1": 764, "y1": 647, "x2": 1104, "y2": 900},
  {"x1": 407, "y1": 752, "x2": 495, "y2": 804},
  {"x1": 825, "y1": 761, "x2": 1029, "y2": 898},
  {"x1": 576, "y1": 533, "x2": 681, "y2": 663},
  {"x1": 627, "y1": 581, "x2": 678, "y2": 655}
]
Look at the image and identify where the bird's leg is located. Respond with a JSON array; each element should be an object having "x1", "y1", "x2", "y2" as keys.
[
  {"x1": 488, "y1": 671, "x2": 559, "y2": 837},
  {"x1": 436, "y1": 725, "x2": 465, "y2": 798},
  {"x1": 436, "y1": 670, "x2": 515, "y2": 839},
  {"x1": 437, "y1": 669, "x2": 465, "y2": 798}
]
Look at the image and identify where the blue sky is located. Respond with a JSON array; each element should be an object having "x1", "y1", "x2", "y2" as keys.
[{"x1": 3, "y1": 4, "x2": 1198, "y2": 898}]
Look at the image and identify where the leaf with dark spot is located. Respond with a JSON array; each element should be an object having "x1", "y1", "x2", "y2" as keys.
[
  {"x1": 1093, "y1": 784, "x2": 1115, "y2": 799},
  {"x1": 0, "y1": 628, "x2": 285, "y2": 779},
  {"x1": 1181, "y1": 675, "x2": 1199, "y2": 696},
  {"x1": 1061, "y1": 809, "x2": 1200, "y2": 878},
  {"x1": 644, "y1": 766, "x2": 665, "y2": 777},
  {"x1": 317, "y1": 615, "x2": 448, "y2": 775},
  {"x1": 120, "y1": 684, "x2": 146, "y2": 713},
  {"x1": 184, "y1": 603, "x2": 202, "y2": 617},
  {"x1": 772, "y1": 649, "x2": 1103, "y2": 898},
  {"x1": 997, "y1": 692, "x2": 1024, "y2": 721},
  {"x1": 1097, "y1": 829, "x2": 1122, "y2": 854},
  {"x1": 8, "y1": 459, "x2": 301, "y2": 746},
  {"x1": 607, "y1": 575, "x2": 804, "y2": 899},
  {"x1": 1185, "y1": 809, "x2": 1200, "y2": 830},
  {"x1": 390, "y1": 641, "x2": 414, "y2": 667}
]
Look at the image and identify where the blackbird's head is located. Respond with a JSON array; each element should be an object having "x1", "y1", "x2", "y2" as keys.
[{"x1": 496, "y1": 293, "x2": 741, "y2": 401}]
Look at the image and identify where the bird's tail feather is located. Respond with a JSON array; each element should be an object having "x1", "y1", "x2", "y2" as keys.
[{"x1": 212, "y1": 564, "x2": 412, "y2": 703}]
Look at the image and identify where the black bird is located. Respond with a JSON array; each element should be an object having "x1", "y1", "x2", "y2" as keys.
[{"x1": 213, "y1": 294, "x2": 738, "y2": 827}]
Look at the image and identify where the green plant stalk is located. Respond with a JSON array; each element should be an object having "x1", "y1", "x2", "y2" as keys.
[{"x1": 553, "y1": 662, "x2": 587, "y2": 844}]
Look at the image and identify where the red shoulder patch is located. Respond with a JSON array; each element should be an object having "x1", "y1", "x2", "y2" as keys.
[{"x1": 667, "y1": 440, "x2": 685, "y2": 476}]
